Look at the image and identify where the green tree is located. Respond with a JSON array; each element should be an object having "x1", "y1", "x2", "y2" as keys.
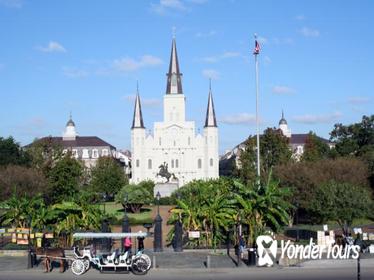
[
  {"x1": 238, "y1": 128, "x2": 292, "y2": 184},
  {"x1": 0, "y1": 137, "x2": 30, "y2": 166},
  {"x1": 90, "y1": 156, "x2": 128, "y2": 198},
  {"x1": 274, "y1": 157, "x2": 370, "y2": 221},
  {"x1": 27, "y1": 137, "x2": 64, "y2": 176},
  {"x1": 0, "y1": 165, "x2": 48, "y2": 201},
  {"x1": 47, "y1": 153, "x2": 83, "y2": 203},
  {"x1": 330, "y1": 115, "x2": 374, "y2": 157},
  {"x1": 310, "y1": 182, "x2": 373, "y2": 235},
  {"x1": 115, "y1": 183, "x2": 153, "y2": 213},
  {"x1": 301, "y1": 132, "x2": 331, "y2": 162}
]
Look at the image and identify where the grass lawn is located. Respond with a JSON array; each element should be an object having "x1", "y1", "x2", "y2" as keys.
[{"x1": 101, "y1": 202, "x2": 153, "y2": 225}]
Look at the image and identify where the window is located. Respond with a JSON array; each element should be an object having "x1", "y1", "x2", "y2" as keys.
[
  {"x1": 72, "y1": 149, "x2": 78, "y2": 159},
  {"x1": 159, "y1": 137, "x2": 162, "y2": 146},
  {"x1": 102, "y1": 149, "x2": 108, "y2": 156},
  {"x1": 173, "y1": 140, "x2": 176, "y2": 146},
  {"x1": 136, "y1": 159, "x2": 140, "y2": 167},
  {"x1": 148, "y1": 159, "x2": 152, "y2": 169},
  {"x1": 198, "y1": 159, "x2": 202, "y2": 169},
  {"x1": 175, "y1": 159, "x2": 179, "y2": 168},
  {"x1": 92, "y1": 149, "x2": 99, "y2": 159},
  {"x1": 171, "y1": 159, "x2": 174, "y2": 168},
  {"x1": 82, "y1": 149, "x2": 89, "y2": 159},
  {"x1": 210, "y1": 158, "x2": 213, "y2": 167},
  {"x1": 188, "y1": 137, "x2": 191, "y2": 145}
]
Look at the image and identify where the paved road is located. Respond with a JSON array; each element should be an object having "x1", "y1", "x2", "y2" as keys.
[{"x1": 0, "y1": 259, "x2": 373, "y2": 280}]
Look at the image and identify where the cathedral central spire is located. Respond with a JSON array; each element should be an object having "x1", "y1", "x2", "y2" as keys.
[{"x1": 166, "y1": 37, "x2": 183, "y2": 94}]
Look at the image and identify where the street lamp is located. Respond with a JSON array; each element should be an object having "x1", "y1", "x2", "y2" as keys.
[
  {"x1": 156, "y1": 191, "x2": 161, "y2": 216},
  {"x1": 124, "y1": 192, "x2": 129, "y2": 216},
  {"x1": 174, "y1": 191, "x2": 183, "y2": 252},
  {"x1": 154, "y1": 191, "x2": 163, "y2": 252}
]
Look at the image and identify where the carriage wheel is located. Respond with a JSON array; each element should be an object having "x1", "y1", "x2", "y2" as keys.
[
  {"x1": 131, "y1": 257, "x2": 148, "y2": 275},
  {"x1": 71, "y1": 259, "x2": 85, "y2": 276},
  {"x1": 140, "y1": 254, "x2": 152, "y2": 271},
  {"x1": 83, "y1": 258, "x2": 90, "y2": 271}
]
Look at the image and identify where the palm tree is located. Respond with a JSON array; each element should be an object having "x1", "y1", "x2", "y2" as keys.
[
  {"x1": 0, "y1": 194, "x2": 44, "y2": 228},
  {"x1": 234, "y1": 176, "x2": 293, "y2": 247},
  {"x1": 200, "y1": 191, "x2": 236, "y2": 250}
]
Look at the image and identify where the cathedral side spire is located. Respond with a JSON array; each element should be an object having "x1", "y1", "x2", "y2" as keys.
[
  {"x1": 131, "y1": 86, "x2": 145, "y2": 129},
  {"x1": 166, "y1": 37, "x2": 183, "y2": 94},
  {"x1": 204, "y1": 80, "x2": 217, "y2": 128}
]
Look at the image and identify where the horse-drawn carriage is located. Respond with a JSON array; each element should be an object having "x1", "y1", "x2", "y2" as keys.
[{"x1": 70, "y1": 232, "x2": 151, "y2": 275}]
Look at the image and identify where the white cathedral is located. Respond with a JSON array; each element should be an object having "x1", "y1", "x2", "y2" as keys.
[{"x1": 130, "y1": 38, "x2": 219, "y2": 186}]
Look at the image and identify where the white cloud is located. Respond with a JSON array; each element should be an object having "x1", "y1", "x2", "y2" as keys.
[
  {"x1": 122, "y1": 95, "x2": 161, "y2": 107},
  {"x1": 0, "y1": 0, "x2": 22, "y2": 8},
  {"x1": 295, "y1": 15, "x2": 306, "y2": 21},
  {"x1": 196, "y1": 30, "x2": 217, "y2": 38},
  {"x1": 272, "y1": 37, "x2": 294, "y2": 45},
  {"x1": 150, "y1": 0, "x2": 187, "y2": 14},
  {"x1": 348, "y1": 96, "x2": 371, "y2": 105},
  {"x1": 113, "y1": 55, "x2": 163, "y2": 72},
  {"x1": 220, "y1": 113, "x2": 257, "y2": 125},
  {"x1": 62, "y1": 67, "x2": 89, "y2": 78},
  {"x1": 257, "y1": 36, "x2": 268, "y2": 45},
  {"x1": 300, "y1": 27, "x2": 320, "y2": 37},
  {"x1": 202, "y1": 51, "x2": 240, "y2": 63},
  {"x1": 37, "y1": 41, "x2": 66, "y2": 53},
  {"x1": 202, "y1": 69, "x2": 220, "y2": 80},
  {"x1": 292, "y1": 112, "x2": 342, "y2": 124},
  {"x1": 272, "y1": 85, "x2": 296, "y2": 95},
  {"x1": 264, "y1": 56, "x2": 271, "y2": 65}
]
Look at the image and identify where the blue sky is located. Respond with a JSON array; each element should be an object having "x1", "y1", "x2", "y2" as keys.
[{"x1": 0, "y1": 0, "x2": 373, "y2": 154}]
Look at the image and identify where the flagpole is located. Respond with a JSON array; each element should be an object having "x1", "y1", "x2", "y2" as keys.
[{"x1": 254, "y1": 34, "x2": 261, "y2": 179}]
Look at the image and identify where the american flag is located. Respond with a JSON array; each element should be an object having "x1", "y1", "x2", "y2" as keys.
[{"x1": 253, "y1": 40, "x2": 260, "y2": 55}]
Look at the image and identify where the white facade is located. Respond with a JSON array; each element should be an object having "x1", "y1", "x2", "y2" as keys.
[{"x1": 130, "y1": 38, "x2": 219, "y2": 186}]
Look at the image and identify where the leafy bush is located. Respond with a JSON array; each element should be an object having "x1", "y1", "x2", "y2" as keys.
[{"x1": 115, "y1": 183, "x2": 153, "y2": 213}]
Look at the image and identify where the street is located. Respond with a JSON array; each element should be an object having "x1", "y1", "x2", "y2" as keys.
[{"x1": 0, "y1": 259, "x2": 373, "y2": 280}]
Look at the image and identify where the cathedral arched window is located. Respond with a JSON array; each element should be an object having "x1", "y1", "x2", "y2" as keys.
[
  {"x1": 188, "y1": 137, "x2": 191, "y2": 145},
  {"x1": 175, "y1": 159, "x2": 179, "y2": 168},
  {"x1": 136, "y1": 159, "x2": 140, "y2": 167},
  {"x1": 159, "y1": 137, "x2": 162, "y2": 146},
  {"x1": 171, "y1": 159, "x2": 174, "y2": 168},
  {"x1": 148, "y1": 159, "x2": 152, "y2": 169},
  {"x1": 210, "y1": 158, "x2": 213, "y2": 167},
  {"x1": 198, "y1": 159, "x2": 202, "y2": 169}
]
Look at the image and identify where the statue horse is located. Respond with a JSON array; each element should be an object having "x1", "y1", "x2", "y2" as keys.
[
  {"x1": 156, "y1": 162, "x2": 177, "y2": 183},
  {"x1": 33, "y1": 247, "x2": 66, "y2": 273}
]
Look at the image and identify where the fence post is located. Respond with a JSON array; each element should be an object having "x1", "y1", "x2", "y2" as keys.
[
  {"x1": 152, "y1": 255, "x2": 157, "y2": 269},
  {"x1": 357, "y1": 253, "x2": 360, "y2": 280},
  {"x1": 206, "y1": 255, "x2": 211, "y2": 269}
]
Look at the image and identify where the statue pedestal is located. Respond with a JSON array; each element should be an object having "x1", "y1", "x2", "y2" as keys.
[{"x1": 154, "y1": 182, "x2": 179, "y2": 197}]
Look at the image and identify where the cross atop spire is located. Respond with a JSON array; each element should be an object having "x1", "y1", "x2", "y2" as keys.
[
  {"x1": 166, "y1": 37, "x2": 183, "y2": 94},
  {"x1": 204, "y1": 81, "x2": 217, "y2": 128},
  {"x1": 131, "y1": 84, "x2": 145, "y2": 129}
]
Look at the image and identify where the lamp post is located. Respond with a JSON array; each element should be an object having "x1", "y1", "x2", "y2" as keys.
[
  {"x1": 154, "y1": 191, "x2": 163, "y2": 252},
  {"x1": 236, "y1": 211, "x2": 242, "y2": 267},
  {"x1": 122, "y1": 193, "x2": 130, "y2": 251},
  {"x1": 174, "y1": 191, "x2": 183, "y2": 252}
]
